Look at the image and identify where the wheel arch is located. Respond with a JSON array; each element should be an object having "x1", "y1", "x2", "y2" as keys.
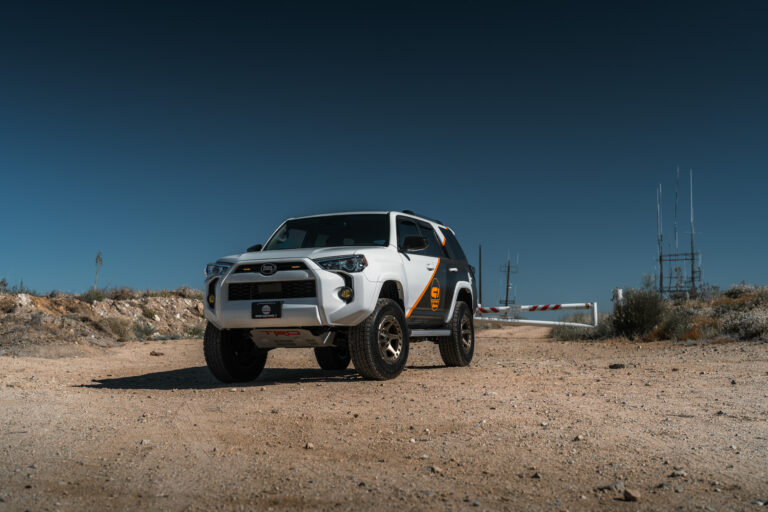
[{"x1": 377, "y1": 279, "x2": 405, "y2": 312}]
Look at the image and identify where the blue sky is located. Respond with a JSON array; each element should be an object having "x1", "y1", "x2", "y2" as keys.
[{"x1": 1, "y1": 1, "x2": 767, "y2": 312}]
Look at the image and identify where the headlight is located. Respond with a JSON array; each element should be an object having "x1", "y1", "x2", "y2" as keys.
[
  {"x1": 313, "y1": 255, "x2": 368, "y2": 272},
  {"x1": 204, "y1": 262, "x2": 232, "y2": 278}
]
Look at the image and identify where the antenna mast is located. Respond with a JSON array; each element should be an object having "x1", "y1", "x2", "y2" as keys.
[
  {"x1": 657, "y1": 183, "x2": 663, "y2": 295},
  {"x1": 690, "y1": 169, "x2": 696, "y2": 295}
]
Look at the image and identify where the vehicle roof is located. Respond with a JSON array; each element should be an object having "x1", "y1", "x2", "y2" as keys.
[{"x1": 288, "y1": 211, "x2": 451, "y2": 229}]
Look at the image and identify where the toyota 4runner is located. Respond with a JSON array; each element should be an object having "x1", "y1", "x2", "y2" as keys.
[{"x1": 203, "y1": 211, "x2": 476, "y2": 381}]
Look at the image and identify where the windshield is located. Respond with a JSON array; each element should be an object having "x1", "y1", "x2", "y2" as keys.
[{"x1": 264, "y1": 214, "x2": 390, "y2": 251}]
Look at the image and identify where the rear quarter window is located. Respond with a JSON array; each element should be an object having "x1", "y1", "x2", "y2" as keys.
[{"x1": 440, "y1": 228, "x2": 468, "y2": 261}]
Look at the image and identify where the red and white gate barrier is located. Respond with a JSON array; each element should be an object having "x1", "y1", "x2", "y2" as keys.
[{"x1": 475, "y1": 302, "x2": 598, "y2": 328}]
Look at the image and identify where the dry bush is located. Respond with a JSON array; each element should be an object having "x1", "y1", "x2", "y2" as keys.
[
  {"x1": 132, "y1": 321, "x2": 155, "y2": 341},
  {"x1": 612, "y1": 289, "x2": 666, "y2": 340},
  {"x1": 95, "y1": 317, "x2": 134, "y2": 341},
  {"x1": 78, "y1": 289, "x2": 107, "y2": 304},
  {"x1": 141, "y1": 306, "x2": 158, "y2": 320}
]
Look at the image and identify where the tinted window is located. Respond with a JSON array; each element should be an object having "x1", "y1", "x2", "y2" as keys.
[
  {"x1": 264, "y1": 214, "x2": 389, "y2": 250},
  {"x1": 396, "y1": 218, "x2": 420, "y2": 248},
  {"x1": 440, "y1": 228, "x2": 468, "y2": 261},
  {"x1": 418, "y1": 222, "x2": 445, "y2": 258}
]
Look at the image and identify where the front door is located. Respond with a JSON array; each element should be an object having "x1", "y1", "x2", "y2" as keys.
[{"x1": 396, "y1": 217, "x2": 449, "y2": 326}]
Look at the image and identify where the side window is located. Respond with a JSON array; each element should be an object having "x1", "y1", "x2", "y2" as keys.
[
  {"x1": 418, "y1": 222, "x2": 445, "y2": 258},
  {"x1": 440, "y1": 228, "x2": 468, "y2": 261},
  {"x1": 397, "y1": 218, "x2": 420, "y2": 248}
]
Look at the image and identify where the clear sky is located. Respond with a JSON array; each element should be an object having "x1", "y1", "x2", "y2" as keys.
[{"x1": 1, "y1": 1, "x2": 767, "y2": 312}]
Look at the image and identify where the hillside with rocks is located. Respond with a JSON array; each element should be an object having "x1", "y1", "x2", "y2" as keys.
[{"x1": 0, "y1": 290, "x2": 205, "y2": 356}]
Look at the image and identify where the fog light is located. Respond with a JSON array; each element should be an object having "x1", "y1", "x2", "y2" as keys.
[
  {"x1": 207, "y1": 294, "x2": 215, "y2": 306},
  {"x1": 338, "y1": 287, "x2": 353, "y2": 302}
]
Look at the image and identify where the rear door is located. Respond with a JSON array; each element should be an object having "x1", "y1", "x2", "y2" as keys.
[{"x1": 439, "y1": 227, "x2": 476, "y2": 311}]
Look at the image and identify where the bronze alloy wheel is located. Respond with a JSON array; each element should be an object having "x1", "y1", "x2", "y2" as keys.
[
  {"x1": 377, "y1": 314, "x2": 404, "y2": 364},
  {"x1": 460, "y1": 311, "x2": 473, "y2": 352}
]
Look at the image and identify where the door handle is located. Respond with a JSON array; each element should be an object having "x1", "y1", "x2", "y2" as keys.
[
  {"x1": 426, "y1": 264, "x2": 435, "y2": 271},
  {"x1": 448, "y1": 267, "x2": 458, "y2": 273}
]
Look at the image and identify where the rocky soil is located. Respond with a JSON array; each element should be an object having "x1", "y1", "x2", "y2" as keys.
[{"x1": 1, "y1": 326, "x2": 767, "y2": 511}]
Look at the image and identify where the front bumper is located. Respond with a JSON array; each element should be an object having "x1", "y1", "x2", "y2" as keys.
[{"x1": 203, "y1": 258, "x2": 377, "y2": 330}]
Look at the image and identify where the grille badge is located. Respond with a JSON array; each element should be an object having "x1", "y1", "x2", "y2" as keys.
[{"x1": 260, "y1": 263, "x2": 277, "y2": 276}]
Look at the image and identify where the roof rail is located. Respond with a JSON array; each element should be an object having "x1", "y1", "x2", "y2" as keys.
[{"x1": 401, "y1": 210, "x2": 444, "y2": 225}]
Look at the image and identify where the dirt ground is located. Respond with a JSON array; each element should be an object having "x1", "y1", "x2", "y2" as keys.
[{"x1": 1, "y1": 327, "x2": 767, "y2": 511}]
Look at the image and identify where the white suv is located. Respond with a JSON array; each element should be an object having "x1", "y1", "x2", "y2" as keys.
[{"x1": 203, "y1": 211, "x2": 476, "y2": 381}]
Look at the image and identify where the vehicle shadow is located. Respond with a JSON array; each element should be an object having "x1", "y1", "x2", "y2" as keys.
[{"x1": 82, "y1": 366, "x2": 360, "y2": 390}]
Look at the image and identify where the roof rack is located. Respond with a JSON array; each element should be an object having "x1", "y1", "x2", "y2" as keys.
[{"x1": 401, "y1": 210, "x2": 444, "y2": 225}]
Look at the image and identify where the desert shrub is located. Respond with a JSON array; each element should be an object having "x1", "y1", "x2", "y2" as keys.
[
  {"x1": 0, "y1": 277, "x2": 39, "y2": 296},
  {"x1": 612, "y1": 289, "x2": 666, "y2": 340},
  {"x1": 655, "y1": 307, "x2": 694, "y2": 341},
  {"x1": 142, "y1": 287, "x2": 203, "y2": 299},
  {"x1": 94, "y1": 317, "x2": 134, "y2": 340},
  {"x1": 133, "y1": 321, "x2": 155, "y2": 341},
  {"x1": 185, "y1": 323, "x2": 205, "y2": 338},
  {"x1": 79, "y1": 288, "x2": 108, "y2": 304},
  {"x1": 723, "y1": 282, "x2": 757, "y2": 299},
  {"x1": 720, "y1": 309, "x2": 768, "y2": 341},
  {"x1": 107, "y1": 287, "x2": 137, "y2": 300},
  {"x1": 141, "y1": 306, "x2": 158, "y2": 320},
  {"x1": 550, "y1": 313, "x2": 613, "y2": 340}
]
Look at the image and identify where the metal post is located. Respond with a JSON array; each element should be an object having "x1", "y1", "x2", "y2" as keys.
[{"x1": 591, "y1": 302, "x2": 598, "y2": 327}]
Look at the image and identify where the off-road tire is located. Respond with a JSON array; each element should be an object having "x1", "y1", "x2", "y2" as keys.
[
  {"x1": 348, "y1": 299, "x2": 409, "y2": 380},
  {"x1": 204, "y1": 323, "x2": 268, "y2": 383},
  {"x1": 314, "y1": 346, "x2": 351, "y2": 371},
  {"x1": 438, "y1": 301, "x2": 474, "y2": 366}
]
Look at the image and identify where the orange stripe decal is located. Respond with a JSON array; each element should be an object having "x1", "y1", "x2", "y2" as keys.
[{"x1": 406, "y1": 258, "x2": 440, "y2": 318}]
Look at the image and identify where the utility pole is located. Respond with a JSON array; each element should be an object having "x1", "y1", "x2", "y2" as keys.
[
  {"x1": 499, "y1": 253, "x2": 519, "y2": 306},
  {"x1": 478, "y1": 244, "x2": 483, "y2": 305}
]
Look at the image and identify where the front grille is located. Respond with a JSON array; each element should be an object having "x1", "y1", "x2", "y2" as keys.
[
  {"x1": 233, "y1": 262, "x2": 307, "y2": 274},
  {"x1": 228, "y1": 280, "x2": 317, "y2": 301}
]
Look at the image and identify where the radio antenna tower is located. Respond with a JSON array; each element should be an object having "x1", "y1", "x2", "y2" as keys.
[{"x1": 656, "y1": 167, "x2": 702, "y2": 299}]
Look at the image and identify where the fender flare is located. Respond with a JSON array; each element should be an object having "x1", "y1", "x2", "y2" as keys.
[{"x1": 444, "y1": 282, "x2": 474, "y2": 322}]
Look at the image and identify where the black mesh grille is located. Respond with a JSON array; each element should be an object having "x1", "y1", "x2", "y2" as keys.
[{"x1": 228, "y1": 280, "x2": 316, "y2": 301}]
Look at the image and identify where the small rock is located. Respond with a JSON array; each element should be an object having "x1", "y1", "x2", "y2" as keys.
[
  {"x1": 675, "y1": 488, "x2": 683, "y2": 493},
  {"x1": 409, "y1": 438, "x2": 416, "y2": 443},
  {"x1": 429, "y1": 465, "x2": 442, "y2": 474},
  {"x1": 670, "y1": 470, "x2": 687, "y2": 478},
  {"x1": 574, "y1": 434, "x2": 584, "y2": 441},
  {"x1": 419, "y1": 454, "x2": 429, "y2": 459},
  {"x1": 139, "y1": 439, "x2": 150, "y2": 445},
  {"x1": 596, "y1": 481, "x2": 625, "y2": 492},
  {"x1": 731, "y1": 379, "x2": 737, "y2": 385},
  {"x1": 716, "y1": 410, "x2": 727, "y2": 416},
  {"x1": 609, "y1": 363, "x2": 626, "y2": 369},
  {"x1": 624, "y1": 489, "x2": 641, "y2": 502},
  {"x1": 532, "y1": 472, "x2": 542, "y2": 479},
  {"x1": 751, "y1": 500, "x2": 765, "y2": 506},
  {"x1": 149, "y1": 350, "x2": 163, "y2": 356},
  {"x1": 304, "y1": 442, "x2": 314, "y2": 450},
  {"x1": 473, "y1": 500, "x2": 480, "y2": 507}
]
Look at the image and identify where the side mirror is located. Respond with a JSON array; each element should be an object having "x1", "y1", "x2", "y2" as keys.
[
  {"x1": 401, "y1": 235, "x2": 428, "y2": 252},
  {"x1": 246, "y1": 244, "x2": 263, "y2": 252}
]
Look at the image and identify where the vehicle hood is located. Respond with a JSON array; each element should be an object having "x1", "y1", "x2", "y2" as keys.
[{"x1": 220, "y1": 246, "x2": 393, "y2": 264}]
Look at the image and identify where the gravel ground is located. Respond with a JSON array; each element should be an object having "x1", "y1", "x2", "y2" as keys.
[{"x1": 1, "y1": 326, "x2": 767, "y2": 511}]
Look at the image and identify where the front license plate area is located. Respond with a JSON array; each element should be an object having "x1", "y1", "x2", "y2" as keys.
[{"x1": 251, "y1": 301, "x2": 282, "y2": 319}]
